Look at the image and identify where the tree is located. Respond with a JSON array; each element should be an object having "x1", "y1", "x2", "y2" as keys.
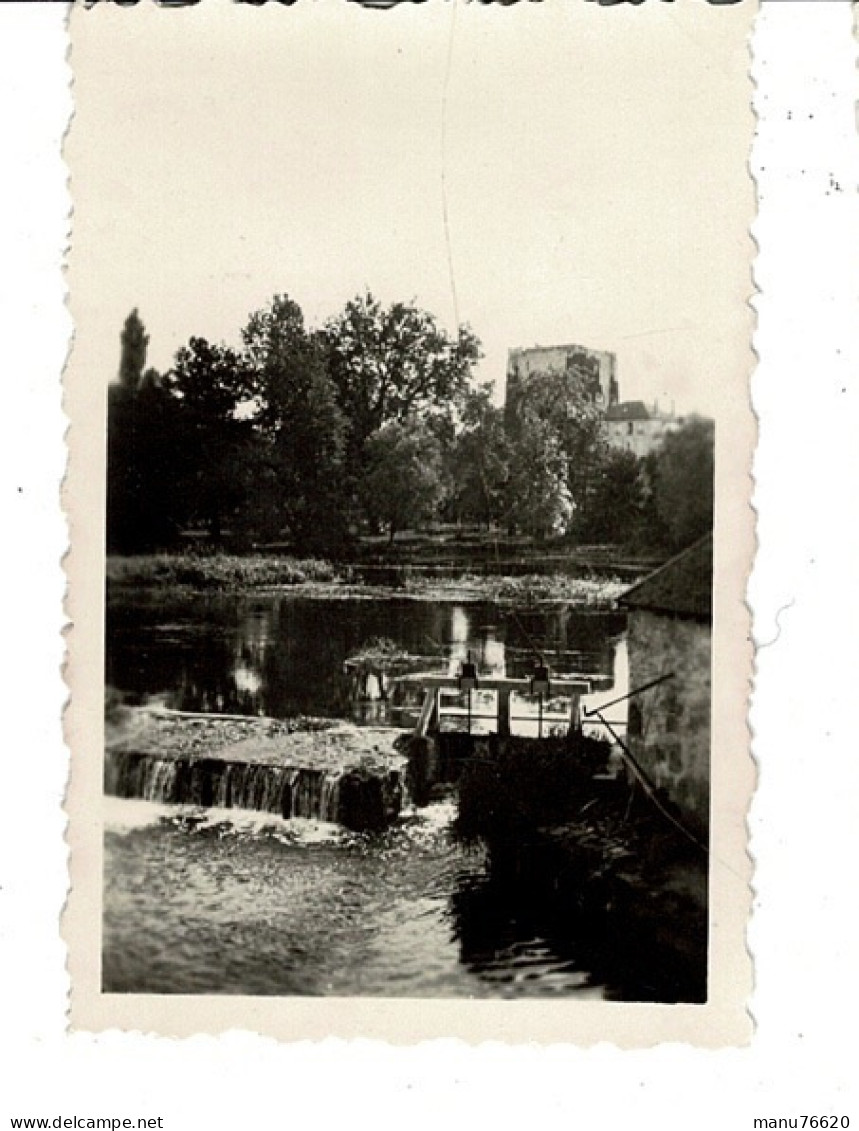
[
  {"x1": 167, "y1": 337, "x2": 259, "y2": 541},
  {"x1": 516, "y1": 367, "x2": 607, "y2": 509},
  {"x1": 446, "y1": 383, "x2": 510, "y2": 528},
  {"x1": 360, "y1": 420, "x2": 444, "y2": 544},
  {"x1": 107, "y1": 310, "x2": 188, "y2": 551},
  {"x1": 107, "y1": 371, "x2": 187, "y2": 552},
  {"x1": 504, "y1": 408, "x2": 574, "y2": 538},
  {"x1": 503, "y1": 366, "x2": 609, "y2": 534},
  {"x1": 242, "y1": 295, "x2": 348, "y2": 551},
  {"x1": 646, "y1": 418, "x2": 715, "y2": 550},
  {"x1": 321, "y1": 292, "x2": 481, "y2": 478},
  {"x1": 574, "y1": 447, "x2": 646, "y2": 543},
  {"x1": 118, "y1": 308, "x2": 149, "y2": 392}
]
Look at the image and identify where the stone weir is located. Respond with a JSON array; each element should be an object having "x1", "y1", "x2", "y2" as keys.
[{"x1": 104, "y1": 710, "x2": 408, "y2": 831}]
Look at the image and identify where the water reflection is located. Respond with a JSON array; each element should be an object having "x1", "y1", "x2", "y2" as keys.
[
  {"x1": 449, "y1": 869, "x2": 599, "y2": 995},
  {"x1": 101, "y1": 594, "x2": 681, "y2": 1000},
  {"x1": 106, "y1": 592, "x2": 627, "y2": 726}
]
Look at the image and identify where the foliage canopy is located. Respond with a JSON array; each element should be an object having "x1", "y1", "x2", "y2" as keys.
[{"x1": 106, "y1": 301, "x2": 713, "y2": 559}]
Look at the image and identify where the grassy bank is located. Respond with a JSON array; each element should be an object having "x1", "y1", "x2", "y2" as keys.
[
  {"x1": 107, "y1": 552, "x2": 342, "y2": 590},
  {"x1": 399, "y1": 571, "x2": 625, "y2": 606},
  {"x1": 353, "y1": 530, "x2": 662, "y2": 579},
  {"x1": 106, "y1": 553, "x2": 627, "y2": 607}
]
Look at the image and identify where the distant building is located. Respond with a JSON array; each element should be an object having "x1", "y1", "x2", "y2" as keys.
[
  {"x1": 619, "y1": 534, "x2": 712, "y2": 835},
  {"x1": 506, "y1": 343, "x2": 619, "y2": 421},
  {"x1": 605, "y1": 400, "x2": 683, "y2": 460}
]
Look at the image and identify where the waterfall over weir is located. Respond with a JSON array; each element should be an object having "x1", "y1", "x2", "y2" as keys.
[{"x1": 104, "y1": 750, "x2": 403, "y2": 831}]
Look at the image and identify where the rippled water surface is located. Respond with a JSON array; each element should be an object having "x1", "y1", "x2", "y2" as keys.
[
  {"x1": 104, "y1": 593, "x2": 632, "y2": 998},
  {"x1": 103, "y1": 799, "x2": 607, "y2": 998}
]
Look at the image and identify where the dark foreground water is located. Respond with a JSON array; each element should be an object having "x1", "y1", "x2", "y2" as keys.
[
  {"x1": 103, "y1": 799, "x2": 617, "y2": 998},
  {"x1": 104, "y1": 591, "x2": 638, "y2": 999}
]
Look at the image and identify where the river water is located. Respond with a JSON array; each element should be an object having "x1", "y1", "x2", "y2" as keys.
[
  {"x1": 106, "y1": 591, "x2": 627, "y2": 721},
  {"x1": 104, "y1": 592, "x2": 634, "y2": 998},
  {"x1": 103, "y1": 799, "x2": 618, "y2": 998}
]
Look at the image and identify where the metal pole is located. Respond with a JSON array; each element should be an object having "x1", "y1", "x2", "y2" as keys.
[
  {"x1": 593, "y1": 709, "x2": 708, "y2": 855},
  {"x1": 581, "y1": 672, "x2": 675, "y2": 719}
]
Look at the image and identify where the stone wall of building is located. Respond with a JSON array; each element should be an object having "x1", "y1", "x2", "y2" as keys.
[{"x1": 626, "y1": 609, "x2": 711, "y2": 834}]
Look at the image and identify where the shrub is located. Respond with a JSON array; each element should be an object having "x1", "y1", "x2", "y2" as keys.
[{"x1": 106, "y1": 552, "x2": 340, "y2": 590}]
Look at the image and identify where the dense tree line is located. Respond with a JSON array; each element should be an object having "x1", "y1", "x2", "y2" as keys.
[{"x1": 106, "y1": 298, "x2": 714, "y2": 556}]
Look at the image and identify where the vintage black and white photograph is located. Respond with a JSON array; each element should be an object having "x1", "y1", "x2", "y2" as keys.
[{"x1": 65, "y1": 0, "x2": 755, "y2": 1034}]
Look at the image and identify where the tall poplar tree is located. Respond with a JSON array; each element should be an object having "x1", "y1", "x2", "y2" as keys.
[{"x1": 118, "y1": 308, "x2": 149, "y2": 391}]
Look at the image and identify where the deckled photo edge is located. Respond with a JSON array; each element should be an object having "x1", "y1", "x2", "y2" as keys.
[{"x1": 62, "y1": 0, "x2": 757, "y2": 1046}]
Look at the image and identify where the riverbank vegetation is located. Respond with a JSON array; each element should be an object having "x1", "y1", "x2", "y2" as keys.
[
  {"x1": 106, "y1": 552, "x2": 627, "y2": 606},
  {"x1": 106, "y1": 552, "x2": 342, "y2": 590},
  {"x1": 107, "y1": 298, "x2": 714, "y2": 558}
]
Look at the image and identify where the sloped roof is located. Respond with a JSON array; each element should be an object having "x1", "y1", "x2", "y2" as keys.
[
  {"x1": 620, "y1": 533, "x2": 712, "y2": 621},
  {"x1": 605, "y1": 401, "x2": 651, "y2": 422}
]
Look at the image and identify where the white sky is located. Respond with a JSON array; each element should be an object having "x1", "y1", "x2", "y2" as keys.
[{"x1": 68, "y1": 0, "x2": 754, "y2": 418}]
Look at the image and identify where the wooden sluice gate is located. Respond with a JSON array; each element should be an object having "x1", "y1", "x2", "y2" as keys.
[
  {"x1": 397, "y1": 672, "x2": 594, "y2": 742},
  {"x1": 392, "y1": 670, "x2": 612, "y2": 806}
]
